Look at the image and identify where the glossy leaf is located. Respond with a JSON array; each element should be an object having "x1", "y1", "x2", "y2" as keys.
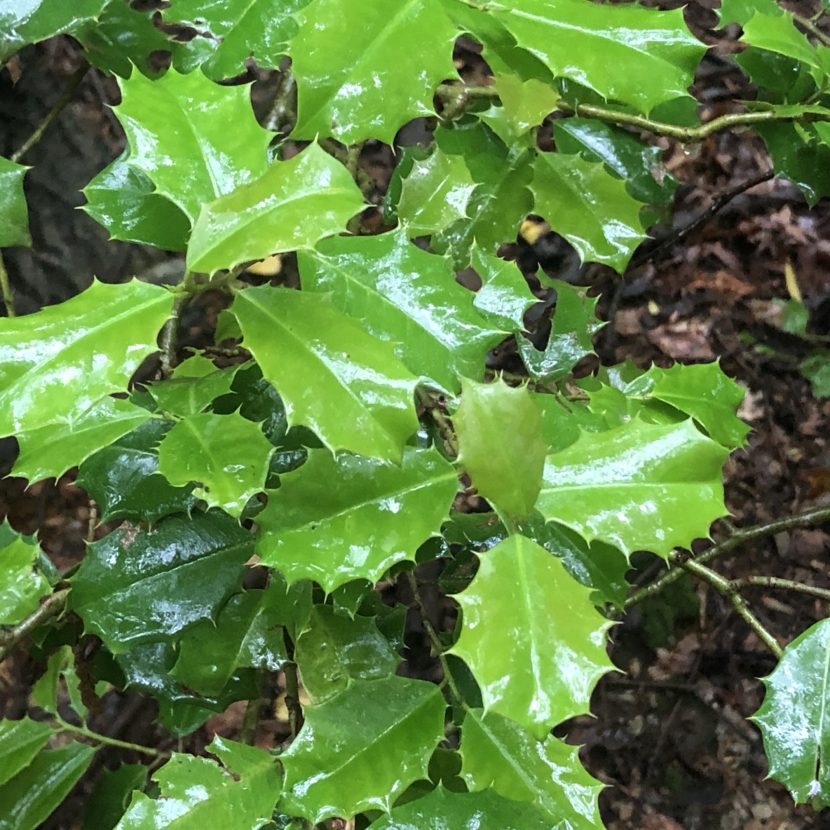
[
  {"x1": 295, "y1": 605, "x2": 399, "y2": 701},
  {"x1": 0, "y1": 719, "x2": 52, "y2": 787},
  {"x1": 0, "y1": 279, "x2": 173, "y2": 437},
  {"x1": 454, "y1": 379, "x2": 546, "y2": 520},
  {"x1": 753, "y1": 618, "x2": 830, "y2": 806},
  {"x1": 298, "y1": 230, "x2": 506, "y2": 392},
  {"x1": 0, "y1": 743, "x2": 94, "y2": 830},
  {"x1": 0, "y1": 157, "x2": 31, "y2": 248},
  {"x1": 450, "y1": 534, "x2": 614, "y2": 736},
  {"x1": 115, "y1": 737, "x2": 280, "y2": 830},
  {"x1": 486, "y1": 0, "x2": 705, "y2": 113},
  {"x1": 187, "y1": 143, "x2": 365, "y2": 274},
  {"x1": 115, "y1": 68, "x2": 272, "y2": 222},
  {"x1": 470, "y1": 248, "x2": 537, "y2": 332},
  {"x1": 157, "y1": 411, "x2": 273, "y2": 516},
  {"x1": 70, "y1": 512, "x2": 253, "y2": 652},
  {"x1": 536, "y1": 419, "x2": 729, "y2": 558},
  {"x1": 289, "y1": 0, "x2": 458, "y2": 143},
  {"x1": 461, "y1": 709, "x2": 604, "y2": 829},
  {"x1": 148, "y1": 355, "x2": 239, "y2": 417},
  {"x1": 231, "y1": 286, "x2": 419, "y2": 461},
  {"x1": 12, "y1": 397, "x2": 153, "y2": 483},
  {"x1": 257, "y1": 447, "x2": 457, "y2": 591},
  {"x1": 495, "y1": 73, "x2": 559, "y2": 135},
  {"x1": 757, "y1": 122, "x2": 830, "y2": 207},
  {"x1": 740, "y1": 11, "x2": 824, "y2": 71},
  {"x1": 531, "y1": 151, "x2": 647, "y2": 271},
  {"x1": 280, "y1": 676, "x2": 446, "y2": 822},
  {"x1": 0, "y1": 522, "x2": 51, "y2": 625}
]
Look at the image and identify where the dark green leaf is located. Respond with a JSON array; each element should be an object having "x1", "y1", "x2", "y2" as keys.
[{"x1": 0, "y1": 157, "x2": 31, "y2": 248}]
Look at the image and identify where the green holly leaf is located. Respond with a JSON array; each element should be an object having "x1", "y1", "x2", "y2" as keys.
[
  {"x1": 534, "y1": 391, "x2": 611, "y2": 454},
  {"x1": 82, "y1": 152, "x2": 190, "y2": 251},
  {"x1": 257, "y1": 447, "x2": 457, "y2": 591},
  {"x1": 740, "y1": 11, "x2": 825, "y2": 72},
  {"x1": 495, "y1": 74, "x2": 559, "y2": 134},
  {"x1": 231, "y1": 286, "x2": 420, "y2": 461},
  {"x1": 148, "y1": 355, "x2": 239, "y2": 417},
  {"x1": 172, "y1": 587, "x2": 289, "y2": 696},
  {"x1": 536, "y1": 419, "x2": 729, "y2": 558},
  {"x1": 188, "y1": 143, "x2": 364, "y2": 274},
  {"x1": 718, "y1": 0, "x2": 782, "y2": 25},
  {"x1": 114, "y1": 68, "x2": 272, "y2": 223},
  {"x1": 289, "y1": 0, "x2": 458, "y2": 143},
  {"x1": 454, "y1": 379, "x2": 546, "y2": 521},
  {"x1": 0, "y1": 279, "x2": 172, "y2": 437},
  {"x1": 294, "y1": 605, "x2": 399, "y2": 702},
  {"x1": 157, "y1": 411, "x2": 273, "y2": 516},
  {"x1": 70, "y1": 512, "x2": 253, "y2": 652},
  {"x1": 279, "y1": 676, "x2": 446, "y2": 822},
  {"x1": 31, "y1": 645, "x2": 88, "y2": 720},
  {"x1": 115, "y1": 738, "x2": 280, "y2": 830},
  {"x1": 470, "y1": 249, "x2": 537, "y2": 332},
  {"x1": 519, "y1": 280, "x2": 603, "y2": 382},
  {"x1": 484, "y1": 0, "x2": 705, "y2": 114},
  {"x1": 460, "y1": 709, "x2": 604, "y2": 829},
  {"x1": 753, "y1": 618, "x2": 830, "y2": 806},
  {"x1": 531, "y1": 151, "x2": 647, "y2": 272},
  {"x1": 0, "y1": 0, "x2": 108, "y2": 61},
  {"x1": 0, "y1": 522, "x2": 51, "y2": 625},
  {"x1": 758, "y1": 122, "x2": 830, "y2": 207},
  {"x1": 0, "y1": 157, "x2": 31, "y2": 248},
  {"x1": 81, "y1": 764, "x2": 146, "y2": 830},
  {"x1": 76, "y1": 419, "x2": 197, "y2": 524},
  {"x1": 12, "y1": 397, "x2": 154, "y2": 483},
  {"x1": 450, "y1": 535, "x2": 614, "y2": 736},
  {"x1": 0, "y1": 719, "x2": 52, "y2": 787},
  {"x1": 298, "y1": 230, "x2": 506, "y2": 392}
]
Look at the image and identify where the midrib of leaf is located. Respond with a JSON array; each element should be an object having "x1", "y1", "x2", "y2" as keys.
[
  {"x1": 22, "y1": 402, "x2": 152, "y2": 439},
  {"x1": 514, "y1": 537, "x2": 545, "y2": 711},
  {"x1": 180, "y1": 416, "x2": 218, "y2": 479}
]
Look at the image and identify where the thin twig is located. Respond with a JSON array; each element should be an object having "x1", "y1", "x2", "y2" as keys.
[
  {"x1": 417, "y1": 388, "x2": 459, "y2": 458},
  {"x1": 56, "y1": 716, "x2": 162, "y2": 757},
  {"x1": 730, "y1": 576, "x2": 830, "y2": 603},
  {"x1": 794, "y1": 12, "x2": 830, "y2": 48},
  {"x1": 283, "y1": 661, "x2": 304, "y2": 738},
  {"x1": 0, "y1": 589, "x2": 70, "y2": 661},
  {"x1": 0, "y1": 251, "x2": 15, "y2": 318},
  {"x1": 160, "y1": 293, "x2": 189, "y2": 377}
]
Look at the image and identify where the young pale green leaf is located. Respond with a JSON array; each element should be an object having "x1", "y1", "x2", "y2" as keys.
[
  {"x1": 31, "y1": 645, "x2": 88, "y2": 721},
  {"x1": 450, "y1": 535, "x2": 614, "y2": 736},
  {"x1": 0, "y1": 279, "x2": 173, "y2": 437},
  {"x1": 12, "y1": 397, "x2": 153, "y2": 483},
  {"x1": 171, "y1": 587, "x2": 289, "y2": 696},
  {"x1": 0, "y1": 719, "x2": 52, "y2": 787},
  {"x1": 280, "y1": 676, "x2": 446, "y2": 822},
  {"x1": 70, "y1": 512, "x2": 253, "y2": 652},
  {"x1": 484, "y1": 0, "x2": 705, "y2": 114},
  {"x1": 0, "y1": 522, "x2": 51, "y2": 625},
  {"x1": 157, "y1": 411, "x2": 273, "y2": 516},
  {"x1": 531, "y1": 151, "x2": 647, "y2": 272},
  {"x1": 495, "y1": 73, "x2": 559, "y2": 134},
  {"x1": 289, "y1": 0, "x2": 458, "y2": 143},
  {"x1": 0, "y1": 743, "x2": 95, "y2": 830},
  {"x1": 82, "y1": 153, "x2": 190, "y2": 250},
  {"x1": 115, "y1": 68, "x2": 272, "y2": 223},
  {"x1": 470, "y1": 249, "x2": 537, "y2": 332},
  {"x1": 295, "y1": 605, "x2": 399, "y2": 702},
  {"x1": 460, "y1": 709, "x2": 604, "y2": 829},
  {"x1": 0, "y1": 0, "x2": 108, "y2": 61},
  {"x1": 148, "y1": 355, "x2": 239, "y2": 417},
  {"x1": 536, "y1": 419, "x2": 729, "y2": 558},
  {"x1": 231, "y1": 286, "x2": 420, "y2": 461},
  {"x1": 257, "y1": 447, "x2": 457, "y2": 591},
  {"x1": 115, "y1": 738, "x2": 280, "y2": 830},
  {"x1": 753, "y1": 618, "x2": 830, "y2": 807},
  {"x1": 76, "y1": 420, "x2": 197, "y2": 524},
  {"x1": 367, "y1": 784, "x2": 553, "y2": 829},
  {"x1": 187, "y1": 143, "x2": 365, "y2": 274},
  {"x1": 454, "y1": 379, "x2": 546, "y2": 521},
  {"x1": 298, "y1": 230, "x2": 506, "y2": 392},
  {"x1": 0, "y1": 157, "x2": 31, "y2": 248}
]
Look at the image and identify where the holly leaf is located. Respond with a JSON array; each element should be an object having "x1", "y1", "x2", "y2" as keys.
[
  {"x1": 294, "y1": 605, "x2": 399, "y2": 702},
  {"x1": 450, "y1": 534, "x2": 614, "y2": 736},
  {"x1": 484, "y1": 0, "x2": 705, "y2": 114},
  {"x1": 536, "y1": 419, "x2": 729, "y2": 558},
  {"x1": 188, "y1": 143, "x2": 364, "y2": 274},
  {"x1": 81, "y1": 764, "x2": 147, "y2": 830},
  {"x1": 289, "y1": 0, "x2": 458, "y2": 143},
  {"x1": 279, "y1": 676, "x2": 446, "y2": 823},
  {"x1": 531, "y1": 151, "x2": 647, "y2": 272},
  {"x1": 0, "y1": 522, "x2": 51, "y2": 625},
  {"x1": 495, "y1": 73, "x2": 559, "y2": 134},
  {"x1": 454, "y1": 379, "x2": 546, "y2": 521},
  {"x1": 470, "y1": 248, "x2": 537, "y2": 332},
  {"x1": 148, "y1": 355, "x2": 239, "y2": 417},
  {"x1": 460, "y1": 709, "x2": 604, "y2": 829},
  {"x1": 753, "y1": 618, "x2": 830, "y2": 806},
  {"x1": 231, "y1": 286, "x2": 420, "y2": 461},
  {"x1": 298, "y1": 230, "x2": 506, "y2": 392},
  {"x1": 0, "y1": 157, "x2": 31, "y2": 248},
  {"x1": 757, "y1": 122, "x2": 830, "y2": 207},
  {"x1": 741, "y1": 11, "x2": 825, "y2": 72},
  {"x1": 76, "y1": 419, "x2": 197, "y2": 524},
  {"x1": 115, "y1": 738, "x2": 280, "y2": 830},
  {"x1": 0, "y1": 279, "x2": 173, "y2": 437},
  {"x1": 257, "y1": 447, "x2": 457, "y2": 591},
  {"x1": 70, "y1": 512, "x2": 254, "y2": 652},
  {"x1": 0, "y1": 719, "x2": 52, "y2": 788},
  {"x1": 157, "y1": 411, "x2": 273, "y2": 516},
  {"x1": 114, "y1": 68, "x2": 272, "y2": 223}
]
